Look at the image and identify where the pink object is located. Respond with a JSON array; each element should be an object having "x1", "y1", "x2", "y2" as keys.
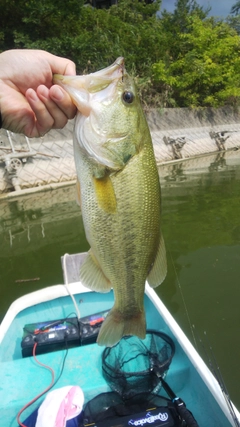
[{"x1": 36, "y1": 385, "x2": 84, "y2": 427}]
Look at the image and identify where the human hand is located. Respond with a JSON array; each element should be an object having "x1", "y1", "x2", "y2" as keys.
[{"x1": 0, "y1": 49, "x2": 77, "y2": 137}]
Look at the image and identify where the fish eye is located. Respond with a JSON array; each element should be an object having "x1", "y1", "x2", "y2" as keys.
[{"x1": 122, "y1": 91, "x2": 134, "y2": 104}]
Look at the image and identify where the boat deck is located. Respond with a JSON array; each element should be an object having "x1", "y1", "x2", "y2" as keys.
[{"x1": 0, "y1": 288, "x2": 234, "y2": 426}]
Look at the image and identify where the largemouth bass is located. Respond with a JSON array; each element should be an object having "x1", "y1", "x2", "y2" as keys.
[{"x1": 54, "y1": 58, "x2": 167, "y2": 346}]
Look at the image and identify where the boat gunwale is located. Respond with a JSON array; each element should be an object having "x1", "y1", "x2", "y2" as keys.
[
  {"x1": 0, "y1": 281, "x2": 90, "y2": 344},
  {"x1": 146, "y1": 284, "x2": 240, "y2": 426}
]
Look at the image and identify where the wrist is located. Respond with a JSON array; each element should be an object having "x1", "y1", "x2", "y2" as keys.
[
  {"x1": 0, "y1": 86, "x2": 2, "y2": 129},
  {"x1": 0, "y1": 86, "x2": 2, "y2": 128},
  {"x1": 0, "y1": 79, "x2": 6, "y2": 129}
]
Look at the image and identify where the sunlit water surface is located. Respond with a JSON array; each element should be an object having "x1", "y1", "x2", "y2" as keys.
[{"x1": 0, "y1": 149, "x2": 239, "y2": 409}]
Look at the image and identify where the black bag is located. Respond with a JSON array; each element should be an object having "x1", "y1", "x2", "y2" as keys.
[{"x1": 78, "y1": 391, "x2": 182, "y2": 427}]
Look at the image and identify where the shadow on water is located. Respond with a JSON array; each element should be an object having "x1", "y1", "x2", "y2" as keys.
[{"x1": 0, "y1": 149, "x2": 240, "y2": 408}]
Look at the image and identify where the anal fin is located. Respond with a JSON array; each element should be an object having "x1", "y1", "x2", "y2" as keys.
[
  {"x1": 79, "y1": 249, "x2": 112, "y2": 293},
  {"x1": 147, "y1": 233, "x2": 167, "y2": 288}
]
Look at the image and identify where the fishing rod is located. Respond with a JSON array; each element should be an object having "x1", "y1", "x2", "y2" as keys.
[
  {"x1": 150, "y1": 355, "x2": 200, "y2": 427},
  {"x1": 169, "y1": 249, "x2": 240, "y2": 426},
  {"x1": 161, "y1": 377, "x2": 199, "y2": 427},
  {"x1": 198, "y1": 331, "x2": 240, "y2": 427}
]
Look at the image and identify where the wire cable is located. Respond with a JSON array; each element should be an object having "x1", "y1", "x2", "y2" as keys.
[
  {"x1": 18, "y1": 312, "x2": 72, "y2": 426},
  {"x1": 63, "y1": 253, "x2": 81, "y2": 320},
  {"x1": 17, "y1": 342, "x2": 55, "y2": 427}
]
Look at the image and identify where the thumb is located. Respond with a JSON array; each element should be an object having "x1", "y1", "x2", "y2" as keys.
[{"x1": 47, "y1": 53, "x2": 76, "y2": 76}]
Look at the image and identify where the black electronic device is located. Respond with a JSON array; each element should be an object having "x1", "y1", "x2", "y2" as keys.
[
  {"x1": 21, "y1": 317, "x2": 80, "y2": 357},
  {"x1": 79, "y1": 309, "x2": 110, "y2": 345}
]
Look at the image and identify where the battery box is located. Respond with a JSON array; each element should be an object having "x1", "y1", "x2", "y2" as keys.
[
  {"x1": 21, "y1": 317, "x2": 80, "y2": 357},
  {"x1": 21, "y1": 309, "x2": 110, "y2": 357},
  {"x1": 79, "y1": 309, "x2": 110, "y2": 345}
]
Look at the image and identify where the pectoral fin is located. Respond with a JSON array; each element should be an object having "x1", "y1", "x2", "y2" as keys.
[
  {"x1": 93, "y1": 175, "x2": 117, "y2": 214},
  {"x1": 79, "y1": 249, "x2": 112, "y2": 292},
  {"x1": 76, "y1": 178, "x2": 81, "y2": 207},
  {"x1": 147, "y1": 234, "x2": 167, "y2": 288}
]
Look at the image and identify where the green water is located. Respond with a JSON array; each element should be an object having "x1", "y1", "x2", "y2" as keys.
[{"x1": 0, "y1": 150, "x2": 240, "y2": 409}]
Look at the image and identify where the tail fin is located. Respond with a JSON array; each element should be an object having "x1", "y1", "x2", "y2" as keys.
[{"x1": 97, "y1": 307, "x2": 146, "y2": 347}]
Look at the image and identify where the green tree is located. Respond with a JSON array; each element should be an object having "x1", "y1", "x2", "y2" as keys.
[
  {"x1": 0, "y1": 0, "x2": 167, "y2": 108},
  {"x1": 161, "y1": 0, "x2": 209, "y2": 31},
  {"x1": 158, "y1": 0, "x2": 210, "y2": 61},
  {"x1": 0, "y1": 0, "x2": 84, "y2": 50},
  {"x1": 231, "y1": 1, "x2": 240, "y2": 15},
  {"x1": 0, "y1": 0, "x2": 163, "y2": 75},
  {"x1": 229, "y1": 0, "x2": 240, "y2": 33},
  {"x1": 1, "y1": 0, "x2": 239, "y2": 109},
  {"x1": 226, "y1": 14, "x2": 240, "y2": 35},
  {"x1": 152, "y1": 16, "x2": 240, "y2": 107}
]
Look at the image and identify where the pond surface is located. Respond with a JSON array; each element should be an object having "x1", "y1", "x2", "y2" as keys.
[{"x1": 0, "y1": 149, "x2": 240, "y2": 409}]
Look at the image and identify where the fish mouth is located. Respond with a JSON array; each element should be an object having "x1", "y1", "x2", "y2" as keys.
[
  {"x1": 87, "y1": 57, "x2": 125, "y2": 87},
  {"x1": 53, "y1": 57, "x2": 125, "y2": 116}
]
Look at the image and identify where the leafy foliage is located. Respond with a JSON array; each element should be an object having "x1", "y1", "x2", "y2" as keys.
[
  {"x1": 0, "y1": 0, "x2": 84, "y2": 50},
  {"x1": 152, "y1": 16, "x2": 240, "y2": 107},
  {"x1": 1, "y1": 0, "x2": 240, "y2": 108},
  {"x1": 0, "y1": 0, "x2": 163, "y2": 73},
  {"x1": 226, "y1": 14, "x2": 240, "y2": 35},
  {"x1": 231, "y1": 0, "x2": 240, "y2": 15}
]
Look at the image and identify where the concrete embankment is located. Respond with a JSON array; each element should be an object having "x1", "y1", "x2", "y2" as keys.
[
  {"x1": 147, "y1": 106, "x2": 240, "y2": 163},
  {"x1": 0, "y1": 106, "x2": 240, "y2": 194}
]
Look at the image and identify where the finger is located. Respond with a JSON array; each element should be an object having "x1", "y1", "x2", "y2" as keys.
[
  {"x1": 0, "y1": 86, "x2": 40, "y2": 137},
  {"x1": 49, "y1": 85, "x2": 76, "y2": 120},
  {"x1": 25, "y1": 88, "x2": 55, "y2": 136},
  {"x1": 47, "y1": 53, "x2": 76, "y2": 76},
  {"x1": 64, "y1": 61, "x2": 76, "y2": 76},
  {"x1": 36, "y1": 85, "x2": 69, "y2": 129}
]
